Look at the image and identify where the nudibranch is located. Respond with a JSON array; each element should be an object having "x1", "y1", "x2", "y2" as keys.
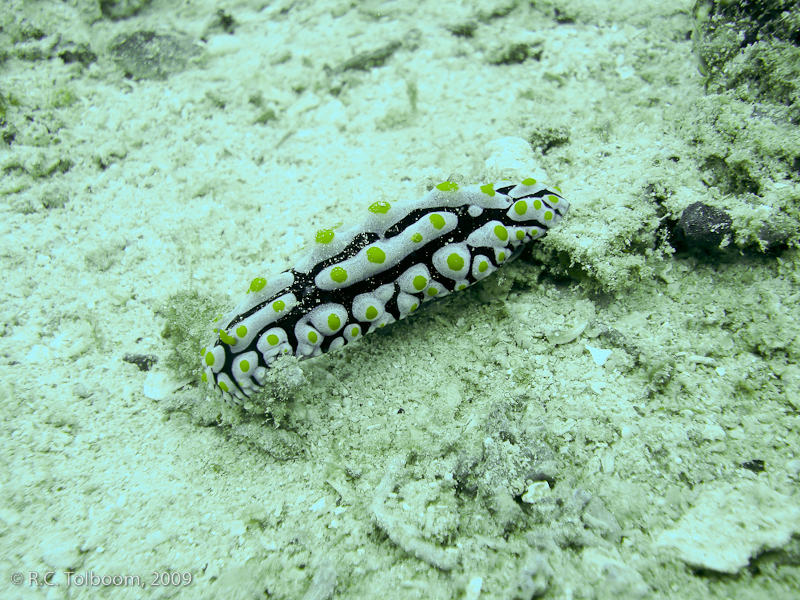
[{"x1": 202, "y1": 179, "x2": 569, "y2": 405}]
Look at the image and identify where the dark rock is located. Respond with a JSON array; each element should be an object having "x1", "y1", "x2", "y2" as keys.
[
  {"x1": 675, "y1": 201, "x2": 732, "y2": 250},
  {"x1": 100, "y1": 0, "x2": 154, "y2": 20},
  {"x1": 742, "y1": 459, "x2": 766, "y2": 473},
  {"x1": 123, "y1": 353, "x2": 158, "y2": 372},
  {"x1": 338, "y1": 41, "x2": 402, "y2": 72},
  {"x1": 757, "y1": 220, "x2": 793, "y2": 250},
  {"x1": 213, "y1": 10, "x2": 237, "y2": 35},
  {"x1": 58, "y1": 42, "x2": 97, "y2": 66},
  {"x1": 447, "y1": 22, "x2": 478, "y2": 38},
  {"x1": 487, "y1": 43, "x2": 542, "y2": 65}
]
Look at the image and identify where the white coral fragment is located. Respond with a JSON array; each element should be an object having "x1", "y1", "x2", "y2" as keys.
[{"x1": 585, "y1": 344, "x2": 612, "y2": 366}]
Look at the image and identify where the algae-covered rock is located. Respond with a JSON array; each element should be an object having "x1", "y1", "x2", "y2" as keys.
[
  {"x1": 108, "y1": 30, "x2": 198, "y2": 80},
  {"x1": 678, "y1": 1, "x2": 800, "y2": 252},
  {"x1": 693, "y1": 0, "x2": 800, "y2": 121}
]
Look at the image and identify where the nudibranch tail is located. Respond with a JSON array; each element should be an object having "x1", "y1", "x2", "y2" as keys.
[{"x1": 202, "y1": 179, "x2": 569, "y2": 405}]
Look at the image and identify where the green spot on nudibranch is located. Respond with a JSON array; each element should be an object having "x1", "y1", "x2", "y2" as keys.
[
  {"x1": 249, "y1": 277, "x2": 267, "y2": 292},
  {"x1": 351, "y1": 326, "x2": 359, "y2": 336},
  {"x1": 366, "y1": 306, "x2": 378, "y2": 320},
  {"x1": 548, "y1": 195, "x2": 559, "y2": 203},
  {"x1": 428, "y1": 287, "x2": 438, "y2": 296},
  {"x1": 479, "y1": 260, "x2": 488, "y2": 273},
  {"x1": 205, "y1": 352, "x2": 215, "y2": 366},
  {"x1": 498, "y1": 252, "x2": 506, "y2": 262},
  {"x1": 458, "y1": 284, "x2": 467, "y2": 290},
  {"x1": 331, "y1": 266, "x2": 348, "y2": 283},
  {"x1": 219, "y1": 381, "x2": 229, "y2": 392},
  {"x1": 494, "y1": 225, "x2": 508, "y2": 241},
  {"x1": 429, "y1": 214, "x2": 445, "y2": 229},
  {"x1": 514, "y1": 200, "x2": 528, "y2": 215},
  {"x1": 436, "y1": 181, "x2": 459, "y2": 192},
  {"x1": 410, "y1": 303, "x2": 418, "y2": 311},
  {"x1": 308, "y1": 331, "x2": 318, "y2": 343},
  {"x1": 240, "y1": 359, "x2": 250, "y2": 372},
  {"x1": 447, "y1": 253, "x2": 464, "y2": 271},
  {"x1": 366, "y1": 246, "x2": 386, "y2": 264},
  {"x1": 316, "y1": 229, "x2": 335, "y2": 244},
  {"x1": 533, "y1": 199, "x2": 542, "y2": 210},
  {"x1": 219, "y1": 330, "x2": 235, "y2": 345},
  {"x1": 516, "y1": 230, "x2": 525, "y2": 240},
  {"x1": 411, "y1": 232, "x2": 423, "y2": 243},
  {"x1": 201, "y1": 371, "x2": 208, "y2": 382},
  {"x1": 369, "y1": 201, "x2": 391, "y2": 214},
  {"x1": 328, "y1": 313, "x2": 341, "y2": 331},
  {"x1": 413, "y1": 275, "x2": 427, "y2": 290},
  {"x1": 267, "y1": 334, "x2": 279, "y2": 346},
  {"x1": 480, "y1": 183, "x2": 495, "y2": 196},
  {"x1": 273, "y1": 300, "x2": 285, "y2": 312},
  {"x1": 236, "y1": 325, "x2": 247, "y2": 338},
  {"x1": 522, "y1": 177, "x2": 537, "y2": 186},
  {"x1": 544, "y1": 211, "x2": 554, "y2": 221}
]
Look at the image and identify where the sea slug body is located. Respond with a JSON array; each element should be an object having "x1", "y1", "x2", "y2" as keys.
[{"x1": 202, "y1": 179, "x2": 569, "y2": 405}]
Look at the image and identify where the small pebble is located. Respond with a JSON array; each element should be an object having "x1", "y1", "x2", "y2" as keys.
[{"x1": 465, "y1": 576, "x2": 483, "y2": 600}]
